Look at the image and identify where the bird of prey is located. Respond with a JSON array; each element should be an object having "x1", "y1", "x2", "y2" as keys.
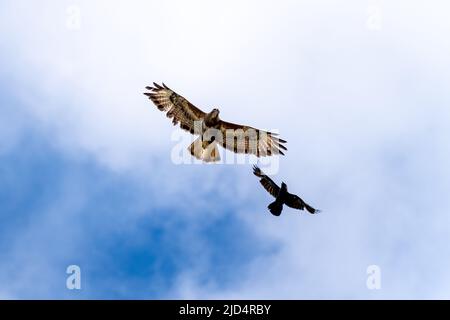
[
  {"x1": 253, "y1": 165, "x2": 320, "y2": 216},
  {"x1": 144, "y1": 83, "x2": 287, "y2": 162}
]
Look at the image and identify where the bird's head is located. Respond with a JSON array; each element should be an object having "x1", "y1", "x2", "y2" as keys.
[{"x1": 211, "y1": 108, "x2": 220, "y2": 119}]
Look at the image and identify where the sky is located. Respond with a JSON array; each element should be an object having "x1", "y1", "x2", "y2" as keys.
[{"x1": 0, "y1": 0, "x2": 450, "y2": 299}]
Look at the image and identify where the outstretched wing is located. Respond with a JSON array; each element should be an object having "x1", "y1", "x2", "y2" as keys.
[
  {"x1": 253, "y1": 165, "x2": 280, "y2": 198},
  {"x1": 219, "y1": 120, "x2": 287, "y2": 157},
  {"x1": 285, "y1": 194, "x2": 320, "y2": 214},
  {"x1": 144, "y1": 82, "x2": 206, "y2": 134}
]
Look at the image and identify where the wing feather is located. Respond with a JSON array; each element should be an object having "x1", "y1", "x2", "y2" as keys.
[
  {"x1": 219, "y1": 120, "x2": 287, "y2": 157},
  {"x1": 285, "y1": 195, "x2": 305, "y2": 209},
  {"x1": 285, "y1": 194, "x2": 320, "y2": 214},
  {"x1": 253, "y1": 165, "x2": 280, "y2": 198},
  {"x1": 144, "y1": 83, "x2": 206, "y2": 134}
]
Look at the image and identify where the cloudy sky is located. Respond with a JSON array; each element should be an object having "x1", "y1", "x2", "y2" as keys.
[{"x1": 1, "y1": 0, "x2": 449, "y2": 299}]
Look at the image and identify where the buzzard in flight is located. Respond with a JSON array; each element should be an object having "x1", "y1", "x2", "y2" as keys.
[
  {"x1": 144, "y1": 83, "x2": 287, "y2": 162},
  {"x1": 253, "y1": 165, "x2": 320, "y2": 216}
]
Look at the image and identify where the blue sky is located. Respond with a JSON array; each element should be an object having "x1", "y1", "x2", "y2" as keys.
[{"x1": 1, "y1": 0, "x2": 450, "y2": 299}]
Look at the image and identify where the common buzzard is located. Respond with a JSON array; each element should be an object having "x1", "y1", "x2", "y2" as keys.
[{"x1": 144, "y1": 83, "x2": 287, "y2": 162}]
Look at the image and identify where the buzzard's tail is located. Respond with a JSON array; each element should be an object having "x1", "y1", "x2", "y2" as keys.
[
  {"x1": 188, "y1": 137, "x2": 221, "y2": 163},
  {"x1": 304, "y1": 203, "x2": 321, "y2": 214},
  {"x1": 268, "y1": 200, "x2": 283, "y2": 216}
]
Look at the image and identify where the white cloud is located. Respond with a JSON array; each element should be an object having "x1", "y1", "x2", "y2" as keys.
[{"x1": 1, "y1": 0, "x2": 450, "y2": 299}]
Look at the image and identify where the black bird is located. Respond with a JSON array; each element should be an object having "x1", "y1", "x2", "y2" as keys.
[{"x1": 253, "y1": 165, "x2": 320, "y2": 216}]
